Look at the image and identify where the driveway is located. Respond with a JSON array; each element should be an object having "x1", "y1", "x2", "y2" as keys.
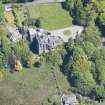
[
  {"x1": 10, "y1": 0, "x2": 66, "y2": 6},
  {"x1": 50, "y1": 25, "x2": 84, "y2": 42}
]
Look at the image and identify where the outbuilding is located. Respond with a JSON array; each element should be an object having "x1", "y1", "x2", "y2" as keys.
[
  {"x1": 5, "y1": 4, "x2": 12, "y2": 12},
  {"x1": 61, "y1": 94, "x2": 78, "y2": 105}
]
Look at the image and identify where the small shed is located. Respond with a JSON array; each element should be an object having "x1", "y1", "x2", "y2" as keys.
[
  {"x1": 5, "y1": 4, "x2": 12, "y2": 12},
  {"x1": 61, "y1": 94, "x2": 78, "y2": 105}
]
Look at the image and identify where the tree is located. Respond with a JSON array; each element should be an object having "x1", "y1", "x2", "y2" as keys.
[
  {"x1": 82, "y1": 0, "x2": 92, "y2": 4},
  {"x1": 15, "y1": 59, "x2": 22, "y2": 71},
  {"x1": 0, "y1": 70, "x2": 4, "y2": 80},
  {"x1": 26, "y1": 52, "x2": 36, "y2": 68},
  {"x1": 70, "y1": 70, "x2": 96, "y2": 96},
  {"x1": 81, "y1": 41, "x2": 96, "y2": 58},
  {"x1": 67, "y1": 0, "x2": 97, "y2": 26},
  {"x1": 82, "y1": 25, "x2": 101, "y2": 47},
  {"x1": 0, "y1": 26, "x2": 10, "y2": 48},
  {"x1": 8, "y1": 55, "x2": 16, "y2": 71},
  {"x1": 46, "y1": 51, "x2": 63, "y2": 66},
  {"x1": 95, "y1": 60, "x2": 105, "y2": 85},
  {"x1": 35, "y1": 18, "x2": 41, "y2": 28},
  {"x1": 0, "y1": 1, "x2": 4, "y2": 23},
  {"x1": 99, "y1": 12, "x2": 105, "y2": 27},
  {"x1": 91, "y1": 85, "x2": 105, "y2": 101},
  {"x1": 92, "y1": 48, "x2": 105, "y2": 61},
  {"x1": 50, "y1": 95, "x2": 60, "y2": 105},
  {"x1": 11, "y1": 40, "x2": 31, "y2": 65},
  {"x1": 0, "y1": 26, "x2": 11, "y2": 68},
  {"x1": 0, "y1": 52, "x2": 5, "y2": 68},
  {"x1": 90, "y1": 0, "x2": 105, "y2": 30},
  {"x1": 67, "y1": 47, "x2": 91, "y2": 72},
  {"x1": 73, "y1": 0, "x2": 87, "y2": 25},
  {"x1": 64, "y1": 47, "x2": 96, "y2": 96},
  {"x1": 66, "y1": 0, "x2": 75, "y2": 14}
]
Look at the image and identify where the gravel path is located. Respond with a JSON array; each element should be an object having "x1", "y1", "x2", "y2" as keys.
[
  {"x1": 50, "y1": 25, "x2": 84, "y2": 42},
  {"x1": 10, "y1": 0, "x2": 66, "y2": 6}
]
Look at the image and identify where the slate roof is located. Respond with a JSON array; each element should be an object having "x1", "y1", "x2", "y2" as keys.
[{"x1": 5, "y1": 4, "x2": 12, "y2": 12}]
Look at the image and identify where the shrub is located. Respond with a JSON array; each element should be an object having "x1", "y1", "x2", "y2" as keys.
[{"x1": 0, "y1": 70, "x2": 4, "y2": 80}]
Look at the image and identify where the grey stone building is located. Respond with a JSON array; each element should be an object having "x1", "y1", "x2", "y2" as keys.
[
  {"x1": 28, "y1": 28, "x2": 37, "y2": 42},
  {"x1": 27, "y1": 28, "x2": 63, "y2": 54},
  {"x1": 35, "y1": 30, "x2": 63, "y2": 54}
]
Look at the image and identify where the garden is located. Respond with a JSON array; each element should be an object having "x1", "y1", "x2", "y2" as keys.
[{"x1": 9, "y1": 3, "x2": 72, "y2": 30}]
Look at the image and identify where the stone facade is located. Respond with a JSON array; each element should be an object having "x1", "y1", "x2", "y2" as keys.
[
  {"x1": 28, "y1": 28, "x2": 63, "y2": 54},
  {"x1": 35, "y1": 31, "x2": 63, "y2": 54}
]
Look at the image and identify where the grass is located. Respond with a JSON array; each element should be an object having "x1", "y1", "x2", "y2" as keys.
[
  {"x1": 28, "y1": 3, "x2": 72, "y2": 30},
  {"x1": 0, "y1": 63, "x2": 70, "y2": 105},
  {"x1": 63, "y1": 30, "x2": 71, "y2": 36},
  {"x1": 13, "y1": 3, "x2": 72, "y2": 30}
]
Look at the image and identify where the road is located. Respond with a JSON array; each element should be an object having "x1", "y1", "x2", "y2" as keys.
[
  {"x1": 9, "y1": 0, "x2": 66, "y2": 6},
  {"x1": 50, "y1": 25, "x2": 84, "y2": 42}
]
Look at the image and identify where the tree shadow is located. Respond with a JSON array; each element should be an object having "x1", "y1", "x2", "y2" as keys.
[
  {"x1": 29, "y1": 38, "x2": 38, "y2": 54},
  {"x1": 61, "y1": 2, "x2": 69, "y2": 10},
  {"x1": 17, "y1": 0, "x2": 34, "y2": 3},
  {"x1": 60, "y1": 42, "x2": 73, "y2": 76},
  {"x1": 95, "y1": 17, "x2": 105, "y2": 37}
]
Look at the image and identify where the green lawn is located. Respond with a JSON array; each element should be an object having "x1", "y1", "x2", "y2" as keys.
[
  {"x1": 63, "y1": 30, "x2": 71, "y2": 36},
  {"x1": 0, "y1": 63, "x2": 70, "y2": 105},
  {"x1": 28, "y1": 3, "x2": 72, "y2": 30},
  {"x1": 14, "y1": 3, "x2": 72, "y2": 30}
]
